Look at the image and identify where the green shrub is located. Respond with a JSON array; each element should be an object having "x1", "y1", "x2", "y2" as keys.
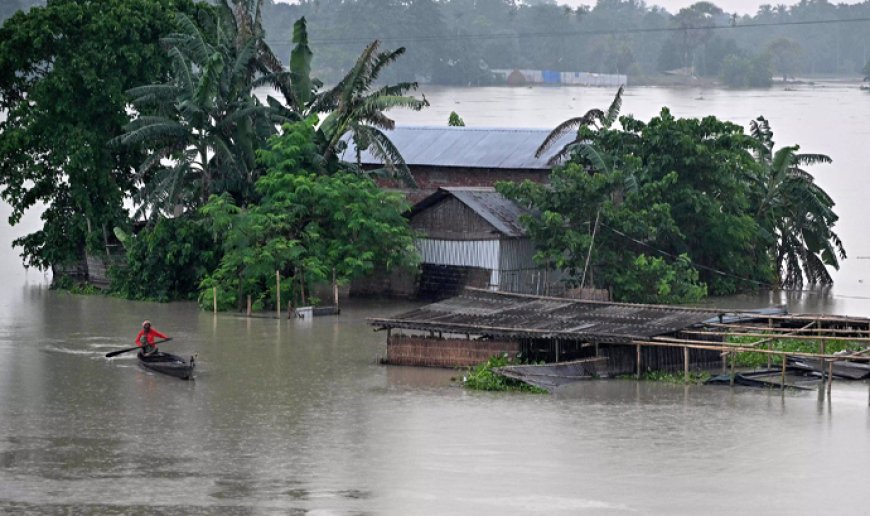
[{"x1": 462, "y1": 354, "x2": 548, "y2": 393}]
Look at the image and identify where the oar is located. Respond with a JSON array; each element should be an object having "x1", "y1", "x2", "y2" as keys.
[{"x1": 105, "y1": 338, "x2": 172, "y2": 358}]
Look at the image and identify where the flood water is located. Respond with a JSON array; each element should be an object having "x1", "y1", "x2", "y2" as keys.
[{"x1": 3, "y1": 83, "x2": 870, "y2": 513}]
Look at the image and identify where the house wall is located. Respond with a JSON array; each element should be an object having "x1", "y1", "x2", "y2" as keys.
[
  {"x1": 410, "y1": 197, "x2": 499, "y2": 240},
  {"x1": 387, "y1": 334, "x2": 521, "y2": 368},
  {"x1": 377, "y1": 166, "x2": 549, "y2": 203}
]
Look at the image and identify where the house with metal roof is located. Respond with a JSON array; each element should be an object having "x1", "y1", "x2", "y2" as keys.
[
  {"x1": 407, "y1": 186, "x2": 561, "y2": 299},
  {"x1": 340, "y1": 126, "x2": 572, "y2": 201}
]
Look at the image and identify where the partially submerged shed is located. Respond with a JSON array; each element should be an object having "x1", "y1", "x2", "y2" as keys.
[
  {"x1": 370, "y1": 289, "x2": 724, "y2": 371},
  {"x1": 409, "y1": 187, "x2": 555, "y2": 299}
]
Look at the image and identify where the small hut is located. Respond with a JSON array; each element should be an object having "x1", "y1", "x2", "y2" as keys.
[{"x1": 408, "y1": 187, "x2": 560, "y2": 299}]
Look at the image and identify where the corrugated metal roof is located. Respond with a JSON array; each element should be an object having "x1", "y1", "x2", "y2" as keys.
[
  {"x1": 340, "y1": 126, "x2": 573, "y2": 170},
  {"x1": 369, "y1": 289, "x2": 724, "y2": 344},
  {"x1": 410, "y1": 187, "x2": 528, "y2": 237}
]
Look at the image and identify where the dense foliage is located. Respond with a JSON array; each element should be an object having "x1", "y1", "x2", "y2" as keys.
[
  {"x1": 501, "y1": 98, "x2": 842, "y2": 303},
  {"x1": 0, "y1": 0, "x2": 198, "y2": 270},
  {"x1": 111, "y1": 216, "x2": 220, "y2": 302},
  {"x1": 259, "y1": 0, "x2": 870, "y2": 85},
  {"x1": 199, "y1": 121, "x2": 418, "y2": 311}
]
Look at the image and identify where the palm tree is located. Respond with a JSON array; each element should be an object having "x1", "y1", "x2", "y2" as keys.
[
  {"x1": 267, "y1": 18, "x2": 428, "y2": 187},
  {"x1": 750, "y1": 116, "x2": 845, "y2": 289},
  {"x1": 117, "y1": 4, "x2": 275, "y2": 215},
  {"x1": 535, "y1": 85, "x2": 624, "y2": 166}
]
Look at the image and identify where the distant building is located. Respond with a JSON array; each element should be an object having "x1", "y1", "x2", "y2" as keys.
[
  {"x1": 340, "y1": 126, "x2": 571, "y2": 202},
  {"x1": 492, "y1": 69, "x2": 628, "y2": 87}
]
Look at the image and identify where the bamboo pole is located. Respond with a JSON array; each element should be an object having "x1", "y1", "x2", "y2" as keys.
[
  {"x1": 247, "y1": 295, "x2": 252, "y2": 316},
  {"x1": 684, "y1": 346, "x2": 689, "y2": 382},
  {"x1": 332, "y1": 267, "x2": 339, "y2": 307},
  {"x1": 705, "y1": 322, "x2": 870, "y2": 335},
  {"x1": 636, "y1": 344, "x2": 641, "y2": 379},
  {"x1": 682, "y1": 330, "x2": 870, "y2": 343},
  {"x1": 781, "y1": 356, "x2": 786, "y2": 391},
  {"x1": 212, "y1": 287, "x2": 217, "y2": 314},
  {"x1": 827, "y1": 360, "x2": 834, "y2": 396},
  {"x1": 276, "y1": 271, "x2": 281, "y2": 319},
  {"x1": 729, "y1": 353, "x2": 735, "y2": 387}
]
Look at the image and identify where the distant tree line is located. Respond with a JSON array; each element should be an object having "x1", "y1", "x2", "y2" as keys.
[{"x1": 256, "y1": 0, "x2": 870, "y2": 86}]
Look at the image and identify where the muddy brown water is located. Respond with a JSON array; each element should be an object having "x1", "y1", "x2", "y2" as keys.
[{"x1": 2, "y1": 82, "x2": 870, "y2": 513}]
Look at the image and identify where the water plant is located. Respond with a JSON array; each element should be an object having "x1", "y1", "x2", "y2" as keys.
[{"x1": 461, "y1": 354, "x2": 548, "y2": 393}]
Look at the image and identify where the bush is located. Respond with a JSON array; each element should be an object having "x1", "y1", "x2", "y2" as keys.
[
  {"x1": 612, "y1": 254, "x2": 707, "y2": 304},
  {"x1": 112, "y1": 215, "x2": 220, "y2": 302},
  {"x1": 462, "y1": 354, "x2": 548, "y2": 393}
]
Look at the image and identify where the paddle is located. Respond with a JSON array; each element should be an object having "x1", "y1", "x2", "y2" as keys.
[{"x1": 105, "y1": 338, "x2": 172, "y2": 358}]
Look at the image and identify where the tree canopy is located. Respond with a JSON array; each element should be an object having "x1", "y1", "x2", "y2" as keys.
[
  {"x1": 500, "y1": 103, "x2": 843, "y2": 303},
  {"x1": 0, "y1": 0, "x2": 199, "y2": 269}
]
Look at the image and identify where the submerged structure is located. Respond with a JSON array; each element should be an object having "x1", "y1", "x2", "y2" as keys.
[{"x1": 369, "y1": 289, "x2": 870, "y2": 390}]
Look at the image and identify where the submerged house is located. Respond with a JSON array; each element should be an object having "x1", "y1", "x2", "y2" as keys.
[
  {"x1": 370, "y1": 289, "x2": 724, "y2": 371},
  {"x1": 340, "y1": 126, "x2": 572, "y2": 202},
  {"x1": 409, "y1": 187, "x2": 556, "y2": 299}
]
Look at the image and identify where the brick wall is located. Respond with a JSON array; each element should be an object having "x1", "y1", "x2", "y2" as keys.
[{"x1": 387, "y1": 334, "x2": 521, "y2": 368}]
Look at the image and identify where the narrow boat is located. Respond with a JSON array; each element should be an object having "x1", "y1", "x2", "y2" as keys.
[
  {"x1": 138, "y1": 351, "x2": 195, "y2": 380},
  {"x1": 494, "y1": 357, "x2": 607, "y2": 390}
]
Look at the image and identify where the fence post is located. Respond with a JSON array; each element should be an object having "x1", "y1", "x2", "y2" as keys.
[{"x1": 276, "y1": 271, "x2": 281, "y2": 319}]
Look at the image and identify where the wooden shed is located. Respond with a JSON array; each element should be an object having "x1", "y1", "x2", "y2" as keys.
[
  {"x1": 370, "y1": 289, "x2": 725, "y2": 371},
  {"x1": 408, "y1": 187, "x2": 558, "y2": 299}
]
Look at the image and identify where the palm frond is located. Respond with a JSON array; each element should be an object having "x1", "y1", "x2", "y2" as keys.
[
  {"x1": 535, "y1": 109, "x2": 603, "y2": 158},
  {"x1": 601, "y1": 85, "x2": 624, "y2": 128}
]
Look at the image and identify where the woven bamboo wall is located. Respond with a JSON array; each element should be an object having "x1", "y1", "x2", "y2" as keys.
[{"x1": 387, "y1": 335, "x2": 520, "y2": 368}]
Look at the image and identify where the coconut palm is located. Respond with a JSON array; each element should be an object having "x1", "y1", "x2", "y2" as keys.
[
  {"x1": 750, "y1": 116, "x2": 845, "y2": 289},
  {"x1": 535, "y1": 85, "x2": 624, "y2": 166}
]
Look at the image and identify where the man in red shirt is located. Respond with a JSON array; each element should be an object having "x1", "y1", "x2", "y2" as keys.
[{"x1": 134, "y1": 320, "x2": 169, "y2": 356}]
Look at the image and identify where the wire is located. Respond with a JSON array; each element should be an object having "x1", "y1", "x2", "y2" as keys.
[
  {"x1": 598, "y1": 221, "x2": 774, "y2": 288},
  {"x1": 264, "y1": 16, "x2": 870, "y2": 47}
]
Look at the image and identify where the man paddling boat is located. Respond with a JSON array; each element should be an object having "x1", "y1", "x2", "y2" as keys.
[{"x1": 135, "y1": 320, "x2": 169, "y2": 356}]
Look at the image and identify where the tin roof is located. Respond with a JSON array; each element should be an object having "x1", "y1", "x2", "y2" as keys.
[
  {"x1": 340, "y1": 126, "x2": 572, "y2": 170},
  {"x1": 369, "y1": 289, "x2": 723, "y2": 344},
  {"x1": 409, "y1": 187, "x2": 529, "y2": 237}
]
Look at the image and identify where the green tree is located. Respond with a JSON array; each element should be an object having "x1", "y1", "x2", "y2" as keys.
[
  {"x1": 200, "y1": 121, "x2": 418, "y2": 311},
  {"x1": 0, "y1": 0, "x2": 197, "y2": 271},
  {"x1": 749, "y1": 116, "x2": 845, "y2": 289},
  {"x1": 448, "y1": 111, "x2": 466, "y2": 126},
  {"x1": 268, "y1": 17, "x2": 429, "y2": 187},
  {"x1": 504, "y1": 108, "x2": 776, "y2": 301},
  {"x1": 766, "y1": 38, "x2": 803, "y2": 81},
  {"x1": 117, "y1": 2, "x2": 278, "y2": 214},
  {"x1": 535, "y1": 86, "x2": 624, "y2": 166}
]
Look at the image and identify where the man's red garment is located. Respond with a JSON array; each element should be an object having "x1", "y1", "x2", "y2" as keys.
[{"x1": 134, "y1": 328, "x2": 168, "y2": 347}]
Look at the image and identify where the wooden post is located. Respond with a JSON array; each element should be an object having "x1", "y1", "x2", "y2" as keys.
[
  {"x1": 246, "y1": 295, "x2": 252, "y2": 316},
  {"x1": 781, "y1": 355, "x2": 787, "y2": 391},
  {"x1": 827, "y1": 360, "x2": 834, "y2": 396},
  {"x1": 684, "y1": 346, "x2": 689, "y2": 382},
  {"x1": 766, "y1": 318, "x2": 772, "y2": 370},
  {"x1": 332, "y1": 267, "x2": 339, "y2": 307},
  {"x1": 636, "y1": 344, "x2": 641, "y2": 379},
  {"x1": 276, "y1": 271, "x2": 281, "y2": 319},
  {"x1": 212, "y1": 286, "x2": 217, "y2": 314},
  {"x1": 729, "y1": 352, "x2": 735, "y2": 387}
]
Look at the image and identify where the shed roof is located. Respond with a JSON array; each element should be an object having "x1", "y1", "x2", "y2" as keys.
[
  {"x1": 409, "y1": 187, "x2": 529, "y2": 237},
  {"x1": 340, "y1": 126, "x2": 572, "y2": 170},
  {"x1": 369, "y1": 289, "x2": 724, "y2": 344}
]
